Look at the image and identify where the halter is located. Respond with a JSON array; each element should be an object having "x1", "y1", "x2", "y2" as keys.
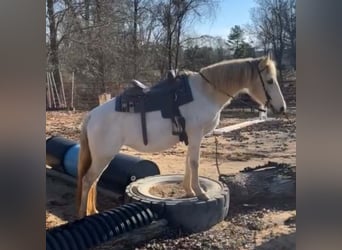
[
  {"x1": 199, "y1": 60, "x2": 273, "y2": 113},
  {"x1": 249, "y1": 61, "x2": 272, "y2": 109}
]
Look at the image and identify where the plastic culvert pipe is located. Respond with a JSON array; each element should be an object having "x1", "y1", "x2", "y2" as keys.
[{"x1": 46, "y1": 202, "x2": 158, "y2": 250}]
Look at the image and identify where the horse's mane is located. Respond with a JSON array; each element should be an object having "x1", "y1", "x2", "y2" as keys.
[
  {"x1": 177, "y1": 69, "x2": 197, "y2": 76},
  {"x1": 199, "y1": 57, "x2": 276, "y2": 90}
]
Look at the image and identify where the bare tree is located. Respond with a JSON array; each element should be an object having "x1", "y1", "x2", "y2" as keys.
[
  {"x1": 46, "y1": 0, "x2": 67, "y2": 87},
  {"x1": 46, "y1": 0, "x2": 220, "y2": 108},
  {"x1": 250, "y1": 0, "x2": 296, "y2": 79},
  {"x1": 125, "y1": 0, "x2": 158, "y2": 79},
  {"x1": 132, "y1": 0, "x2": 140, "y2": 77},
  {"x1": 284, "y1": 0, "x2": 296, "y2": 69},
  {"x1": 156, "y1": 0, "x2": 217, "y2": 72}
]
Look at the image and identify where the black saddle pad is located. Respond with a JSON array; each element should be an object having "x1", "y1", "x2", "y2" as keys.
[{"x1": 115, "y1": 74, "x2": 193, "y2": 118}]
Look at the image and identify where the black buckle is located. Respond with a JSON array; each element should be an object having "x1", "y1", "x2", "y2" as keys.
[{"x1": 172, "y1": 116, "x2": 185, "y2": 135}]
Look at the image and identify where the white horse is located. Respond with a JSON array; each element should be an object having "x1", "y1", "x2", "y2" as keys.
[{"x1": 76, "y1": 54, "x2": 286, "y2": 217}]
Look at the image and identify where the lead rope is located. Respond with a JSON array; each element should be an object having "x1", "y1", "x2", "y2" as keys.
[
  {"x1": 215, "y1": 136, "x2": 228, "y2": 184},
  {"x1": 214, "y1": 136, "x2": 222, "y2": 177}
]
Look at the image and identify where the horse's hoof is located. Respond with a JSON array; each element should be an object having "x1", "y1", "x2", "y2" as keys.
[
  {"x1": 197, "y1": 193, "x2": 209, "y2": 201},
  {"x1": 184, "y1": 192, "x2": 196, "y2": 198},
  {"x1": 78, "y1": 212, "x2": 86, "y2": 219},
  {"x1": 183, "y1": 185, "x2": 196, "y2": 197},
  {"x1": 86, "y1": 209, "x2": 99, "y2": 216}
]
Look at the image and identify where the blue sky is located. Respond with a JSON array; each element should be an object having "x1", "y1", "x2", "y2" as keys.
[{"x1": 193, "y1": 0, "x2": 257, "y2": 38}]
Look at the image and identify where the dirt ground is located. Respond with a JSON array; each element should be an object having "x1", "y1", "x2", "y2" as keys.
[{"x1": 46, "y1": 109, "x2": 296, "y2": 249}]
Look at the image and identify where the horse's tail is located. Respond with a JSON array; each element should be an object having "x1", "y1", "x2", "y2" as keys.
[{"x1": 76, "y1": 114, "x2": 92, "y2": 216}]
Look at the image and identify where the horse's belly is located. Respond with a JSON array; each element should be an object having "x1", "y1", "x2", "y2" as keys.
[
  {"x1": 126, "y1": 136, "x2": 179, "y2": 153},
  {"x1": 123, "y1": 111, "x2": 180, "y2": 153}
]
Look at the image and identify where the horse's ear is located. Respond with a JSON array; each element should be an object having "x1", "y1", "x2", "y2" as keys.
[
  {"x1": 259, "y1": 51, "x2": 272, "y2": 68},
  {"x1": 259, "y1": 56, "x2": 268, "y2": 69},
  {"x1": 266, "y1": 50, "x2": 274, "y2": 61}
]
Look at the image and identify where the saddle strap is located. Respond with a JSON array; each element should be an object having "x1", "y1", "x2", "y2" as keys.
[
  {"x1": 139, "y1": 99, "x2": 148, "y2": 145},
  {"x1": 172, "y1": 116, "x2": 188, "y2": 145},
  {"x1": 171, "y1": 100, "x2": 189, "y2": 145},
  {"x1": 137, "y1": 91, "x2": 188, "y2": 146}
]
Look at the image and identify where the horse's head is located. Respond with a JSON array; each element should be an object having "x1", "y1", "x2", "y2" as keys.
[{"x1": 249, "y1": 54, "x2": 287, "y2": 114}]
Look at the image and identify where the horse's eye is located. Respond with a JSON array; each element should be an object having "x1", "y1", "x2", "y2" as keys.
[{"x1": 267, "y1": 79, "x2": 273, "y2": 84}]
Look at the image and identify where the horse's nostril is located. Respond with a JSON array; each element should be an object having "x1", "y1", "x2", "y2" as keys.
[{"x1": 280, "y1": 107, "x2": 285, "y2": 113}]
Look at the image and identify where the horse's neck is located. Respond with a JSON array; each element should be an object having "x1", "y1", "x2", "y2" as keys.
[{"x1": 191, "y1": 73, "x2": 247, "y2": 108}]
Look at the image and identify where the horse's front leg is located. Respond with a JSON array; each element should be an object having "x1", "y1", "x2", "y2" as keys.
[
  {"x1": 187, "y1": 130, "x2": 209, "y2": 201},
  {"x1": 182, "y1": 153, "x2": 195, "y2": 197}
]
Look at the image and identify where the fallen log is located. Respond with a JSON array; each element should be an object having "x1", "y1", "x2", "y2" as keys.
[{"x1": 220, "y1": 161, "x2": 295, "y2": 205}]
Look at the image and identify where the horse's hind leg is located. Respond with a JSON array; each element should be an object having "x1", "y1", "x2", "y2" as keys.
[
  {"x1": 79, "y1": 156, "x2": 113, "y2": 217},
  {"x1": 87, "y1": 181, "x2": 99, "y2": 214}
]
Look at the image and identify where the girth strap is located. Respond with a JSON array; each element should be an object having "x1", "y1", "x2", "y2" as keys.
[
  {"x1": 139, "y1": 98, "x2": 148, "y2": 145},
  {"x1": 140, "y1": 93, "x2": 188, "y2": 146},
  {"x1": 171, "y1": 103, "x2": 188, "y2": 145}
]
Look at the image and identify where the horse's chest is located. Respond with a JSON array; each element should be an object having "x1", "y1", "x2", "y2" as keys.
[
  {"x1": 184, "y1": 107, "x2": 220, "y2": 134},
  {"x1": 203, "y1": 113, "x2": 220, "y2": 134}
]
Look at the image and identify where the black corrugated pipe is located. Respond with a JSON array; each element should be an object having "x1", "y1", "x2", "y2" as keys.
[
  {"x1": 46, "y1": 136, "x2": 160, "y2": 194},
  {"x1": 46, "y1": 202, "x2": 158, "y2": 250}
]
